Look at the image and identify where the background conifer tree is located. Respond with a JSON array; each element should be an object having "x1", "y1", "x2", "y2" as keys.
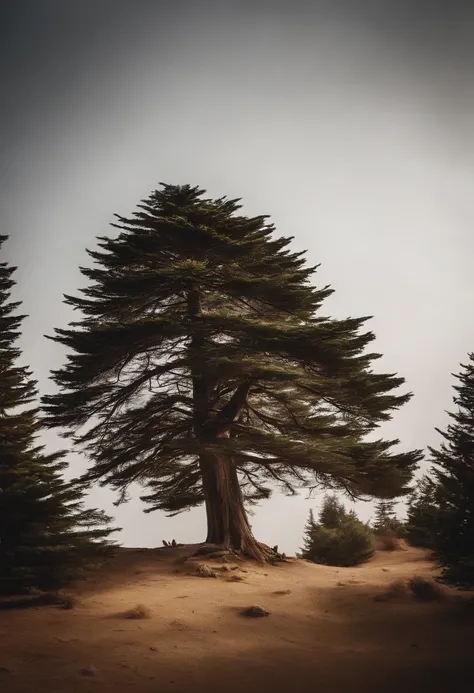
[
  {"x1": 0, "y1": 236, "x2": 117, "y2": 594},
  {"x1": 405, "y1": 475, "x2": 439, "y2": 549},
  {"x1": 42, "y1": 184, "x2": 423, "y2": 560},
  {"x1": 299, "y1": 508, "x2": 317, "y2": 557},
  {"x1": 372, "y1": 499, "x2": 403, "y2": 535},
  {"x1": 318, "y1": 494, "x2": 352, "y2": 529},
  {"x1": 422, "y1": 354, "x2": 474, "y2": 585}
]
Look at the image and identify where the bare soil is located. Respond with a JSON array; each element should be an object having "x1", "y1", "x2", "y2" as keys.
[{"x1": 0, "y1": 545, "x2": 472, "y2": 693}]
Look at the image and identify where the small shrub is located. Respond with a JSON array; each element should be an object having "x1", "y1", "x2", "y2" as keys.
[
  {"x1": 409, "y1": 576, "x2": 445, "y2": 602},
  {"x1": 304, "y1": 521, "x2": 374, "y2": 567},
  {"x1": 121, "y1": 604, "x2": 152, "y2": 619},
  {"x1": 300, "y1": 496, "x2": 375, "y2": 567},
  {"x1": 375, "y1": 533, "x2": 404, "y2": 552},
  {"x1": 375, "y1": 579, "x2": 408, "y2": 602},
  {"x1": 376, "y1": 577, "x2": 445, "y2": 603}
]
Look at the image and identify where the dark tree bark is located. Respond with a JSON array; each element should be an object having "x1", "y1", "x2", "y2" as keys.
[
  {"x1": 187, "y1": 287, "x2": 273, "y2": 561},
  {"x1": 199, "y1": 450, "x2": 270, "y2": 561}
]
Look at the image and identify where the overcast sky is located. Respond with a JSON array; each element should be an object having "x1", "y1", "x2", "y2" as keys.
[{"x1": 1, "y1": 1, "x2": 474, "y2": 553}]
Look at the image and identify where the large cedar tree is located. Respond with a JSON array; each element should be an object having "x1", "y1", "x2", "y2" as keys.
[{"x1": 42, "y1": 184, "x2": 422, "y2": 560}]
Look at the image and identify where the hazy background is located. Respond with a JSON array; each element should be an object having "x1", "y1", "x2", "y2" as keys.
[{"x1": 1, "y1": 1, "x2": 473, "y2": 552}]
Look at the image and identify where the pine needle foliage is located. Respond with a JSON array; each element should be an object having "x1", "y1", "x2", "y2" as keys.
[
  {"x1": 405, "y1": 475, "x2": 439, "y2": 549},
  {"x1": 423, "y1": 354, "x2": 474, "y2": 586},
  {"x1": 299, "y1": 508, "x2": 317, "y2": 556}
]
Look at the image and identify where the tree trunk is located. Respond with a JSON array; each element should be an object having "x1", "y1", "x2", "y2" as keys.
[
  {"x1": 199, "y1": 451, "x2": 270, "y2": 561},
  {"x1": 187, "y1": 287, "x2": 270, "y2": 562}
]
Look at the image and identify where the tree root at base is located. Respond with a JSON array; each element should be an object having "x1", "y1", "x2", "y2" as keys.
[{"x1": 192, "y1": 541, "x2": 288, "y2": 564}]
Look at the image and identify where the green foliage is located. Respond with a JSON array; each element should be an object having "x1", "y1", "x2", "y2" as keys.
[
  {"x1": 41, "y1": 183, "x2": 422, "y2": 529},
  {"x1": 426, "y1": 354, "x2": 474, "y2": 586},
  {"x1": 300, "y1": 495, "x2": 374, "y2": 567},
  {"x1": 372, "y1": 499, "x2": 405, "y2": 538},
  {"x1": 406, "y1": 354, "x2": 474, "y2": 586},
  {"x1": 0, "y1": 236, "x2": 118, "y2": 594},
  {"x1": 405, "y1": 476, "x2": 439, "y2": 549},
  {"x1": 319, "y1": 495, "x2": 351, "y2": 529},
  {"x1": 300, "y1": 508, "x2": 317, "y2": 556}
]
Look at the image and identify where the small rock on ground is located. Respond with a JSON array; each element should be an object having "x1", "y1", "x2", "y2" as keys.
[
  {"x1": 79, "y1": 665, "x2": 97, "y2": 677},
  {"x1": 241, "y1": 605, "x2": 270, "y2": 618}
]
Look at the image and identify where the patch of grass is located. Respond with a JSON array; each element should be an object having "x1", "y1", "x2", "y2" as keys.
[{"x1": 120, "y1": 604, "x2": 152, "y2": 619}]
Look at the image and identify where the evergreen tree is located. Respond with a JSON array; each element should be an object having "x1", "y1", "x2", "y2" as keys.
[
  {"x1": 319, "y1": 494, "x2": 349, "y2": 529},
  {"x1": 42, "y1": 183, "x2": 423, "y2": 561},
  {"x1": 300, "y1": 495, "x2": 374, "y2": 566},
  {"x1": 0, "y1": 236, "x2": 117, "y2": 594},
  {"x1": 425, "y1": 354, "x2": 474, "y2": 585},
  {"x1": 372, "y1": 499, "x2": 400, "y2": 534},
  {"x1": 299, "y1": 508, "x2": 317, "y2": 556},
  {"x1": 405, "y1": 475, "x2": 439, "y2": 549}
]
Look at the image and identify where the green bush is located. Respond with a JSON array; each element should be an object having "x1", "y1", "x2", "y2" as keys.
[{"x1": 300, "y1": 496, "x2": 375, "y2": 567}]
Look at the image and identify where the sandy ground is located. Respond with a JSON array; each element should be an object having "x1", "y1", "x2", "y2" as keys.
[{"x1": 0, "y1": 544, "x2": 472, "y2": 693}]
